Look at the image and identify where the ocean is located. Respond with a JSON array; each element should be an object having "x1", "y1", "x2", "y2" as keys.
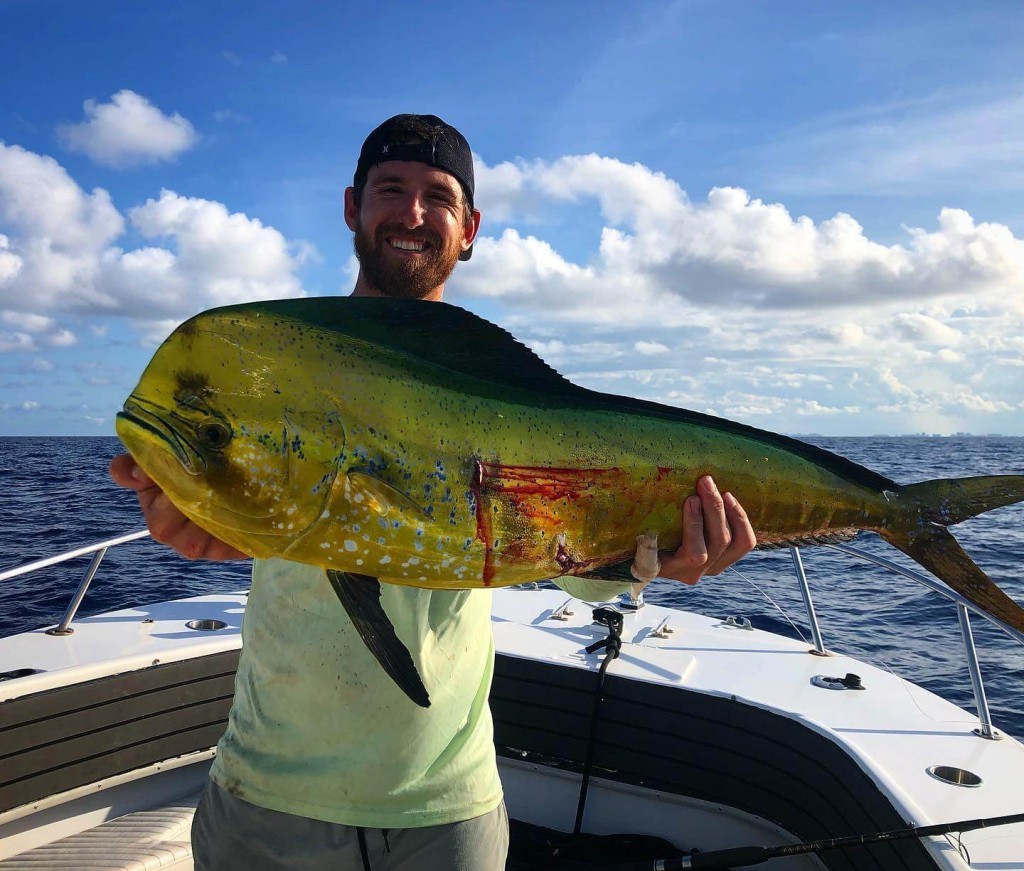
[{"x1": 1, "y1": 435, "x2": 1022, "y2": 739}]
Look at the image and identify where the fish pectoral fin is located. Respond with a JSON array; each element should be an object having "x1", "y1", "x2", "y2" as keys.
[
  {"x1": 346, "y1": 470, "x2": 433, "y2": 523},
  {"x1": 325, "y1": 569, "x2": 431, "y2": 708}
]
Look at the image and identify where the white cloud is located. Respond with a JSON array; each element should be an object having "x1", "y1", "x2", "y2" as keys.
[
  {"x1": 445, "y1": 151, "x2": 1024, "y2": 434},
  {"x1": 0, "y1": 233, "x2": 21, "y2": 285},
  {"x1": 953, "y1": 392, "x2": 1013, "y2": 413},
  {"x1": 270, "y1": 51, "x2": 287, "y2": 64},
  {"x1": 634, "y1": 340, "x2": 669, "y2": 356},
  {"x1": 812, "y1": 322, "x2": 866, "y2": 346},
  {"x1": 891, "y1": 312, "x2": 963, "y2": 345},
  {"x1": 0, "y1": 310, "x2": 75, "y2": 352},
  {"x1": 122, "y1": 190, "x2": 306, "y2": 310},
  {"x1": 0, "y1": 145, "x2": 310, "y2": 342},
  {"x1": 58, "y1": 90, "x2": 198, "y2": 168},
  {"x1": 47, "y1": 329, "x2": 76, "y2": 347},
  {"x1": 459, "y1": 155, "x2": 1024, "y2": 315},
  {"x1": 21, "y1": 400, "x2": 39, "y2": 410},
  {"x1": 0, "y1": 332, "x2": 34, "y2": 352},
  {"x1": 0, "y1": 144, "x2": 123, "y2": 252},
  {"x1": 459, "y1": 229, "x2": 601, "y2": 304},
  {"x1": 1, "y1": 311, "x2": 55, "y2": 332}
]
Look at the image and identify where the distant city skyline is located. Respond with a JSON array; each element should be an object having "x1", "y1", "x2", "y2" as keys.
[{"x1": 1, "y1": 1, "x2": 1023, "y2": 436}]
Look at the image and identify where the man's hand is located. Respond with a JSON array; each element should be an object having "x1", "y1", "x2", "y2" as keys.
[
  {"x1": 659, "y1": 475, "x2": 756, "y2": 585},
  {"x1": 109, "y1": 454, "x2": 249, "y2": 561}
]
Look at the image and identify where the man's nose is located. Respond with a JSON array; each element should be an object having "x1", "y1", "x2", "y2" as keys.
[{"x1": 396, "y1": 192, "x2": 427, "y2": 227}]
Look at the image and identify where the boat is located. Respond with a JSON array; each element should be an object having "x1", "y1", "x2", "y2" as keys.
[{"x1": 1, "y1": 532, "x2": 1023, "y2": 869}]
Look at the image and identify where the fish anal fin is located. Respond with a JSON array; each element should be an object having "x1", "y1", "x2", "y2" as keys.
[
  {"x1": 325, "y1": 569, "x2": 431, "y2": 707},
  {"x1": 575, "y1": 556, "x2": 636, "y2": 584},
  {"x1": 756, "y1": 528, "x2": 860, "y2": 551}
]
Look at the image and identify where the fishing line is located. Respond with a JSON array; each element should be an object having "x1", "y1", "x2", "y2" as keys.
[
  {"x1": 724, "y1": 567, "x2": 809, "y2": 645},
  {"x1": 945, "y1": 829, "x2": 970, "y2": 865}
]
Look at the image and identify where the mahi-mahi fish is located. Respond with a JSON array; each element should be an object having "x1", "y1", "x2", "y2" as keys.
[{"x1": 116, "y1": 297, "x2": 1024, "y2": 706}]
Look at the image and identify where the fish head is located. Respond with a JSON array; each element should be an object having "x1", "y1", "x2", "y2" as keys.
[{"x1": 115, "y1": 307, "x2": 345, "y2": 548}]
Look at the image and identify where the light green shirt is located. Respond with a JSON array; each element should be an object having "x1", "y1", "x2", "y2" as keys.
[{"x1": 211, "y1": 558, "x2": 627, "y2": 828}]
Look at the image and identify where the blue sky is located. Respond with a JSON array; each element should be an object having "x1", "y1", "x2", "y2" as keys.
[{"x1": 2, "y1": 0, "x2": 1024, "y2": 436}]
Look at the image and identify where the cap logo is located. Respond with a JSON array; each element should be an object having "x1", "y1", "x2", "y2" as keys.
[{"x1": 381, "y1": 144, "x2": 390, "y2": 154}]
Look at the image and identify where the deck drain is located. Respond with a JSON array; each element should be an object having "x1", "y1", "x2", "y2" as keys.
[
  {"x1": 926, "y1": 765, "x2": 982, "y2": 787},
  {"x1": 186, "y1": 619, "x2": 227, "y2": 631}
]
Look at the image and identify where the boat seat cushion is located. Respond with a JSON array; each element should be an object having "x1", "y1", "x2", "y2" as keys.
[{"x1": 0, "y1": 791, "x2": 199, "y2": 870}]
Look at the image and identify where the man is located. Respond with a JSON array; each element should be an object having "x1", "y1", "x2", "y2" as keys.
[{"x1": 110, "y1": 114, "x2": 757, "y2": 871}]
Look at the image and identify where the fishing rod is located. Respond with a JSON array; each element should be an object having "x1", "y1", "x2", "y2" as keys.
[{"x1": 609, "y1": 810, "x2": 1024, "y2": 870}]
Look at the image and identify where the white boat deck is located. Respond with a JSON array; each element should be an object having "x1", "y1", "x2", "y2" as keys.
[{"x1": 1, "y1": 585, "x2": 1022, "y2": 868}]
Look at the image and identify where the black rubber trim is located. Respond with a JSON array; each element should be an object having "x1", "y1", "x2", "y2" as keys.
[{"x1": 0, "y1": 650, "x2": 239, "y2": 813}]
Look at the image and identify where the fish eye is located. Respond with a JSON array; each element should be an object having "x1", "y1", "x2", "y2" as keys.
[{"x1": 197, "y1": 421, "x2": 232, "y2": 450}]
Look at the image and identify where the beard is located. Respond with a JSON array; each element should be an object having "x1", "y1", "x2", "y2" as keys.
[{"x1": 353, "y1": 219, "x2": 462, "y2": 300}]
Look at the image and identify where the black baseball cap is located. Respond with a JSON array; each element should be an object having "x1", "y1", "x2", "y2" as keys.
[{"x1": 354, "y1": 114, "x2": 476, "y2": 261}]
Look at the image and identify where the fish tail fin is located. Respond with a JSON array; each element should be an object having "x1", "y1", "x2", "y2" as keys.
[{"x1": 877, "y1": 475, "x2": 1024, "y2": 633}]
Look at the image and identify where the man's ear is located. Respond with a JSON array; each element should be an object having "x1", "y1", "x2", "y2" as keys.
[
  {"x1": 344, "y1": 187, "x2": 359, "y2": 232},
  {"x1": 463, "y1": 208, "x2": 482, "y2": 253}
]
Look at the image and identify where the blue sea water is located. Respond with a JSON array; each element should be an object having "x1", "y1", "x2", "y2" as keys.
[{"x1": 0, "y1": 435, "x2": 1022, "y2": 739}]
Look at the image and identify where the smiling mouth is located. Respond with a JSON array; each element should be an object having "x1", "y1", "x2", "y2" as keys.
[{"x1": 388, "y1": 237, "x2": 428, "y2": 252}]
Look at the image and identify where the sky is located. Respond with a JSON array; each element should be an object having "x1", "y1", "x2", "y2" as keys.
[{"x1": 2, "y1": 1, "x2": 1024, "y2": 437}]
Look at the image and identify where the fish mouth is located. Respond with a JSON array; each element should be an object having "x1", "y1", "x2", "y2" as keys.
[{"x1": 116, "y1": 397, "x2": 206, "y2": 475}]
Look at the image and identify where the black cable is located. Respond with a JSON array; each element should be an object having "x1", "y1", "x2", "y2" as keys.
[{"x1": 572, "y1": 607, "x2": 624, "y2": 835}]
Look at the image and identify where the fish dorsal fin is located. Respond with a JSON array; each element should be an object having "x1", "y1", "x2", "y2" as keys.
[{"x1": 228, "y1": 297, "x2": 578, "y2": 397}]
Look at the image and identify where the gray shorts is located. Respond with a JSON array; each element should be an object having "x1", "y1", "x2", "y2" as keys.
[{"x1": 192, "y1": 780, "x2": 509, "y2": 871}]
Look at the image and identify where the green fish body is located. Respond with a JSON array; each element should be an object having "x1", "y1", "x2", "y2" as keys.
[{"x1": 116, "y1": 297, "x2": 1024, "y2": 703}]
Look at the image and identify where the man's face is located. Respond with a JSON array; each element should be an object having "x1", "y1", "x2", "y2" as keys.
[{"x1": 346, "y1": 161, "x2": 480, "y2": 300}]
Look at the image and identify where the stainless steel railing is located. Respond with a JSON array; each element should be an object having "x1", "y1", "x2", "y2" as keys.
[
  {"x1": 820, "y1": 543, "x2": 1023, "y2": 739},
  {"x1": 0, "y1": 530, "x2": 150, "y2": 636},
  {"x1": 2, "y1": 530, "x2": 1021, "y2": 736}
]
